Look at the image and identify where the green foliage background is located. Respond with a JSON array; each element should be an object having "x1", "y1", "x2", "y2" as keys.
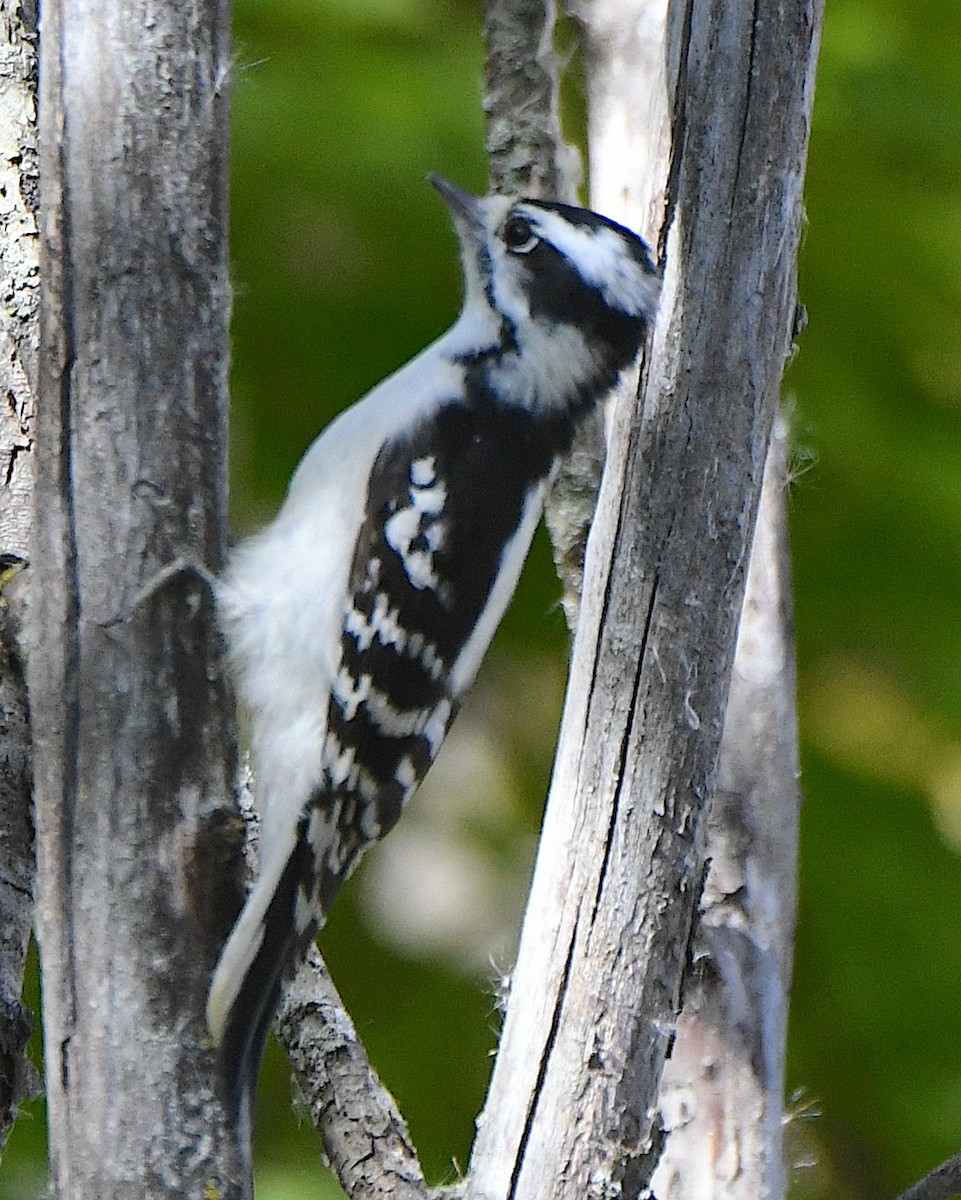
[{"x1": 7, "y1": 1, "x2": 961, "y2": 1197}]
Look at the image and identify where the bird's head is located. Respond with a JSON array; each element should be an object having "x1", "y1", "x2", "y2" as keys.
[{"x1": 431, "y1": 175, "x2": 660, "y2": 413}]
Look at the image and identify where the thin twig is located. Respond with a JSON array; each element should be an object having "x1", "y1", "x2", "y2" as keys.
[
  {"x1": 277, "y1": 947, "x2": 433, "y2": 1200},
  {"x1": 483, "y1": 0, "x2": 602, "y2": 635}
]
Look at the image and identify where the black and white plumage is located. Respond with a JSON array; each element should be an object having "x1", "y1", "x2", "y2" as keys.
[{"x1": 207, "y1": 177, "x2": 660, "y2": 1135}]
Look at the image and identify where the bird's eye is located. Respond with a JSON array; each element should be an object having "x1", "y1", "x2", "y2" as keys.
[{"x1": 503, "y1": 215, "x2": 538, "y2": 254}]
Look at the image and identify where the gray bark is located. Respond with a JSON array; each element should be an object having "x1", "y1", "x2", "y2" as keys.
[
  {"x1": 651, "y1": 417, "x2": 800, "y2": 1200},
  {"x1": 895, "y1": 1152, "x2": 961, "y2": 1200},
  {"x1": 0, "y1": 0, "x2": 38, "y2": 1153},
  {"x1": 279, "y1": 946, "x2": 433, "y2": 1200},
  {"x1": 29, "y1": 2, "x2": 244, "y2": 1195},
  {"x1": 468, "y1": 0, "x2": 820, "y2": 1196},
  {"x1": 588, "y1": 3, "x2": 805, "y2": 1195},
  {"x1": 0, "y1": 566, "x2": 34, "y2": 1152},
  {"x1": 483, "y1": 0, "x2": 579, "y2": 201}
]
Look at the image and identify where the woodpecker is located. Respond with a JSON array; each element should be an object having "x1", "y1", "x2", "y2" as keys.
[{"x1": 207, "y1": 176, "x2": 660, "y2": 1139}]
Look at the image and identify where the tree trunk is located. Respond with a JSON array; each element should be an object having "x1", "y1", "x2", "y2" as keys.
[
  {"x1": 468, "y1": 0, "x2": 820, "y2": 1196},
  {"x1": 588, "y1": 3, "x2": 805, "y2": 1195},
  {"x1": 29, "y1": 2, "x2": 244, "y2": 1194},
  {"x1": 0, "y1": 0, "x2": 39, "y2": 1153}
]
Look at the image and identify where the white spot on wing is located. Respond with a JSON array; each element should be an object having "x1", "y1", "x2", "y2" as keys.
[
  {"x1": 344, "y1": 591, "x2": 445, "y2": 680},
  {"x1": 306, "y1": 805, "x2": 330, "y2": 855},
  {"x1": 359, "y1": 803, "x2": 383, "y2": 840},
  {"x1": 363, "y1": 687, "x2": 432, "y2": 738},
  {"x1": 424, "y1": 697, "x2": 452, "y2": 754},
  {"x1": 356, "y1": 770, "x2": 379, "y2": 802},
  {"x1": 369, "y1": 592, "x2": 407, "y2": 651},
  {"x1": 345, "y1": 604, "x2": 376, "y2": 651},
  {"x1": 294, "y1": 883, "x2": 314, "y2": 934},
  {"x1": 385, "y1": 507, "x2": 441, "y2": 590},
  {"x1": 384, "y1": 467, "x2": 449, "y2": 596},
  {"x1": 333, "y1": 667, "x2": 371, "y2": 719},
  {"x1": 411, "y1": 481, "x2": 445, "y2": 516},
  {"x1": 323, "y1": 732, "x2": 355, "y2": 788},
  {"x1": 396, "y1": 756, "x2": 417, "y2": 789},
  {"x1": 410, "y1": 456, "x2": 436, "y2": 487}
]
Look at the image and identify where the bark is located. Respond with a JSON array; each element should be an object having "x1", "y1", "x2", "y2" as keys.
[
  {"x1": 0, "y1": 561, "x2": 35, "y2": 1152},
  {"x1": 0, "y1": 0, "x2": 38, "y2": 1152},
  {"x1": 895, "y1": 1152, "x2": 961, "y2": 1200},
  {"x1": 29, "y1": 2, "x2": 244, "y2": 1195},
  {"x1": 468, "y1": 0, "x2": 820, "y2": 1196},
  {"x1": 279, "y1": 946, "x2": 433, "y2": 1200},
  {"x1": 651, "y1": 417, "x2": 800, "y2": 1199},
  {"x1": 483, "y1": 0, "x2": 578, "y2": 201},
  {"x1": 586, "y1": 0, "x2": 671, "y2": 243},
  {"x1": 589, "y1": 4, "x2": 805, "y2": 1195}
]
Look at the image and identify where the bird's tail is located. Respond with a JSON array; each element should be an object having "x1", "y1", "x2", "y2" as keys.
[{"x1": 207, "y1": 829, "x2": 318, "y2": 1144}]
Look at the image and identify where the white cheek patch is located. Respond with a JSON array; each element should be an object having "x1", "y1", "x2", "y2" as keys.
[
  {"x1": 486, "y1": 322, "x2": 598, "y2": 411},
  {"x1": 523, "y1": 207, "x2": 660, "y2": 320}
]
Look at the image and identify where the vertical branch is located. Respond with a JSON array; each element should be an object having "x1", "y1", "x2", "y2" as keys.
[
  {"x1": 468, "y1": 1, "x2": 820, "y2": 1197},
  {"x1": 482, "y1": 0, "x2": 578, "y2": 200},
  {"x1": 0, "y1": 0, "x2": 39, "y2": 1152},
  {"x1": 31, "y1": 2, "x2": 242, "y2": 1194},
  {"x1": 589, "y1": 3, "x2": 806, "y2": 1196},
  {"x1": 482, "y1": 0, "x2": 600, "y2": 633},
  {"x1": 585, "y1": 0, "x2": 671, "y2": 243}
]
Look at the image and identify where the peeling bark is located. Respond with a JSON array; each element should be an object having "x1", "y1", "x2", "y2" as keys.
[{"x1": 0, "y1": 0, "x2": 38, "y2": 1154}]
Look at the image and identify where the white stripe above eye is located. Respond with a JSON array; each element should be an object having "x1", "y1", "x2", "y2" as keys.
[{"x1": 523, "y1": 207, "x2": 660, "y2": 321}]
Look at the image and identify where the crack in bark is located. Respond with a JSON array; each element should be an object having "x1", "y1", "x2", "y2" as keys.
[
  {"x1": 507, "y1": 913, "x2": 581, "y2": 1200},
  {"x1": 730, "y1": 0, "x2": 762, "y2": 217},
  {"x1": 50, "y1": 19, "x2": 82, "y2": 1035},
  {"x1": 589, "y1": 575, "x2": 658, "y2": 929},
  {"x1": 661, "y1": 0, "x2": 695, "y2": 263}
]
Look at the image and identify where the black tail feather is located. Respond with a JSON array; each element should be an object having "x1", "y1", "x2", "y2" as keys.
[{"x1": 216, "y1": 832, "x2": 317, "y2": 1147}]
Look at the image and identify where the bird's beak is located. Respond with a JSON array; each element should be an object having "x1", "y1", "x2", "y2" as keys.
[{"x1": 429, "y1": 175, "x2": 485, "y2": 233}]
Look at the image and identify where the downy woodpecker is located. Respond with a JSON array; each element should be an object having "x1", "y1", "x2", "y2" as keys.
[{"x1": 207, "y1": 177, "x2": 660, "y2": 1137}]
